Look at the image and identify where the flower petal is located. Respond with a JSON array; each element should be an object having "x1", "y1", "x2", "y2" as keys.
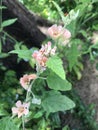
[
  {"x1": 12, "y1": 107, "x2": 18, "y2": 114},
  {"x1": 16, "y1": 100, "x2": 22, "y2": 107}
]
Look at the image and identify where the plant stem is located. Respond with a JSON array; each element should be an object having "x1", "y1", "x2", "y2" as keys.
[
  {"x1": 25, "y1": 78, "x2": 37, "y2": 102},
  {"x1": 22, "y1": 115, "x2": 25, "y2": 130},
  {"x1": 2, "y1": 30, "x2": 18, "y2": 43},
  {"x1": 38, "y1": 76, "x2": 47, "y2": 80},
  {"x1": 0, "y1": 0, "x2": 2, "y2": 30}
]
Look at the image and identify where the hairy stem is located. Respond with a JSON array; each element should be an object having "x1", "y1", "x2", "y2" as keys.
[{"x1": 22, "y1": 116, "x2": 25, "y2": 130}]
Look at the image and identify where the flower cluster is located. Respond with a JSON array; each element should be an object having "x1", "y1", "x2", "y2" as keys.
[
  {"x1": 20, "y1": 74, "x2": 37, "y2": 90},
  {"x1": 48, "y1": 24, "x2": 71, "y2": 46},
  {"x1": 12, "y1": 100, "x2": 30, "y2": 118},
  {"x1": 32, "y1": 41, "x2": 56, "y2": 71}
]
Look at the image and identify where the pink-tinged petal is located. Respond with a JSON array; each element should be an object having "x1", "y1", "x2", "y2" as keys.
[
  {"x1": 63, "y1": 29, "x2": 71, "y2": 39},
  {"x1": 28, "y1": 74, "x2": 37, "y2": 80},
  {"x1": 48, "y1": 24, "x2": 63, "y2": 39},
  {"x1": 47, "y1": 42, "x2": 52, "y2": 52},
  {"x1": 51, "y1": 46, "x2": 57, "y2": 55},
  {"x1": 16, "y1": 100, "x2": 22, "y2": 107},
  {"x1": 12, "y1": 107, "x2": 18, "y2": 114},
  {"x1": 32, "y1": 51, "x2": 39, "y2": 59},
  {"x1": 18, "y1": 112, "x2": 23, "y2": 118},
  {"x1": 20, "y1": 74, "x2": 32, "y2": 90},
  {"x1": 58, "y1": 25, "x2": 63, "y2": 32},
  {"x1": 47, "y1": 41, "x2": 51, "y2": 47},
  {"x1": 23, "y1": 109, "x2": 29, "y2": 115},
  {"x1": 23, "y1": 102, "x2": 30, "y2": 109}
]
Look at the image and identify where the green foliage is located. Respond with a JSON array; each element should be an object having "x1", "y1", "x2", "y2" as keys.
[
  {"x1": 0, "y1": 104, "x2": 8, "y2": 116},
  {"x1": 42, "y1": 90, "x2": 75, "y2": 115},
  {"x1": 52, "y1": 1, "x2": 79, "y2": 27},
  {"x1": 0, "y1": 6, "x2": 7, "y2": 9},
  {"x1": 0, "y1": 0, "x2": 98, "y2": 130},
  {"x1": 46, "y1": 72, "x2": 71, "y2": 91},
  {"x1": 10, "y1": 49, "x2": 33, "y2": 61},
  {"x1": 0, "y1": 117, "x2": 19, "y2": 130},
  {"x1": 62, "y1": 125, "x2": 70, "y2": 130},
  {"x1": 66, "y1": 42, "x2": 79, "y2": 71},
  {"x1": 2, "y1": 18, "x2": 17, "y2": 28},
  {"x1": 46, "y1": 55, "x2": 65, "y2": 80}
]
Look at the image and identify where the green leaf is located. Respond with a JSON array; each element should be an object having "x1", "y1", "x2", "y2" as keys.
[
  {"x1": 0, "y1": 53, "x2": 9, "y2": 58},
  {"x1": 0, "y1": 108, "x2": 8, "y2": 116},
  {"x1": 42, "y1": 91, "x2": 75, "y2": 115},
  {"x1": 10, "y1": 49, "x2": 33, "y2": 60},
  {"x1": 47, "y1": 72, "x2": 71, "y2": 91},
  {"x1": 79, "y1": 0, "x2": 91, "y2": 3},
  {"x1": 0, "y1": 6, "x2": 7, "y2": 9},
  {"x1": 92, "y1": 0, "x2": 98, "y2": 3},
  {"x1": 62, "y1": 125, "x2": 70, "y2": 130},
  {"x1": 33, "y1": 110, "x2": 44, "y2": 119},
  {"x1": 66, "y1": 42, "x2": 79, "y2": 71},
  {"x1": 52, "y1": 1, "x2": 79, "y2": 27},
  {"x1": 0, "y1": 117, "x2": 19, "y2": 130},
  {"x1": 0, "y1": 103, "x2": 8, "y2": 116},
  {"x1": 2, "y1": 18, "x2": 17, "y2": 28},
  {"x1": 46, "y1": 55, "x2": 65, "y2": 80}
]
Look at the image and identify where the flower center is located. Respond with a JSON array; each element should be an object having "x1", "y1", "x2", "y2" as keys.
[{"x1": 19, "y1": 107, "x2": 24, "y2": 113}]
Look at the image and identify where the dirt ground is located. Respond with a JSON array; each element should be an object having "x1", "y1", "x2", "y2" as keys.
[{"x1": 75, "y1": 56, "x2": 98, "y2": 122}]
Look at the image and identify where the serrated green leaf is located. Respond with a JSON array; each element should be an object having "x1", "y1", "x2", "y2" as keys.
[
  {"x1": 0, "y1": 117, "x2": 19, "y2": 130},
  {"x1": 2, "y1": 18, "x2": 17, "y2": 28},
  {"x1": 46, "y1": 56, "x2": 65, "y2": 80},
  {"x1": 47, "y1": 72, "x2": 71, "y2": 91},
  {"x1": 10, "y1": 49, "x2": 33, "y2": 60},
  {"x1": 42, "y1": 91, "x2": 75, "y2": 115}
]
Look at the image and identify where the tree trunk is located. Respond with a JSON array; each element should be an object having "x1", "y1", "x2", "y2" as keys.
[{"x1": 2, "y1": 0, "x2": 52, "y2": 48}]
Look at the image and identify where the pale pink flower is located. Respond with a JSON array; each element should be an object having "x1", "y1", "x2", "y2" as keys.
[
  {"x1": 32, "y1": 51, "x2": 42, "y2": 61},
  {"x1": 12, "y1": 100, "x2": 30, "y2": 118},
  {"x1": 32, "y1": 42, "x2": 56, "y2": 71},
  {"x1": 40, "y1": 56, "x2": 48, "y2": 67},
  {"x1": 50, "y1": 46, "x2": 57, "y2": 55},
  {"x1": 40, "y1": 42, "x2": 56, "y2": 56},
  {"x1": 40, "y1": 42, "x2": 52, "y2": 56},
  {"x1": 59, "y1": 29, "x2": 71, "y2": 46},
  {"x1": 20, "y1": 74, "x2": 37, "y2": 90},
  {"x1": 48, "y1": 24, "x2": 63, "y2": 39},
  {"x1": 48, "y1": 24, "x2": 71, "y2": 46},
  {"x1": 62, "y1": 29, "x2": 71, "y2": 39},
  {"x1": 33, "y1": 52, "x2": 48, "y2": 67}
]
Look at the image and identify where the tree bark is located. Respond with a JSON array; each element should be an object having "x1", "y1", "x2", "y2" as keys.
[{"x1": 2, "y1": 0, "x2": 52, "y2": 48}]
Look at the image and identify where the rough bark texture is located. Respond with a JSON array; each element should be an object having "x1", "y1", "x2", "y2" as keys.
[{"x1": 2, "y1": 0, "x2": 52, "y2": 48}]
